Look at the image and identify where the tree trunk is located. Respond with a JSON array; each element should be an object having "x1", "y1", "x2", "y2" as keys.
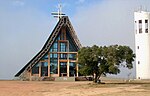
[
  {"x1": 93, "y1": 73, "x2": 102, "y2": 83},
  {"x1": 93, "y1": 73, "x2": 98, "y2": 83}
]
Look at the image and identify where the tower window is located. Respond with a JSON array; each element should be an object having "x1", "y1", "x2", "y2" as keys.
[
  {"x1": 145, "y1": 20, "x2": 148, "y2": 33},
  {"x1": 139, "y1": 20, "x2": 142, "y2": 33},
  {"x1": 139, "y1": 20, "x2": 142, "y2": 23},
  {"x1": 137, "y1": 46, "x2": 139, "y2": 49},
  {"x1": 145, "y1": 20, "x2": 148, "y2": 23},
  {"x1": 138, "y1": 61, "x2": 140, "y2": 64},
  {"x1": 135, "y1": 21, "x2": 137, "y2": 34}
]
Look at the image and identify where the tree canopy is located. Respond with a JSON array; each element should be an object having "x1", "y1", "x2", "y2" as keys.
[{"x1": 78, "y1": 45, "x2": 135, "y2": 83}]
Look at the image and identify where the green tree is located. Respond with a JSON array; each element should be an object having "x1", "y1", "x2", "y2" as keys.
[{"x1": 78, "y1": 45, "x2": 135, "y2": 83}]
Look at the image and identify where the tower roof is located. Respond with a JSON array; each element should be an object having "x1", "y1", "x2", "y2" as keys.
[{"x1": 15, "y1": 16, "x2": 82, "y2": 77}]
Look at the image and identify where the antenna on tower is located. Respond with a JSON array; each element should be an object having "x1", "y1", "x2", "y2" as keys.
[
  {"x1": 145, "y1": 7, "x2": 148, "y2": 12},
  {"x1": 139, "y1": 5, "x2": 142, "y2": 12},
  {"x1": 51, "y1": 4, "x2": 65, "y2": 21}
]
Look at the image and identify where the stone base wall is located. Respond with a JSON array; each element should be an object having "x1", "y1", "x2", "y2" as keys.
[{"x1": 55, "y1": 77, "x2": 75, "y2": 82}]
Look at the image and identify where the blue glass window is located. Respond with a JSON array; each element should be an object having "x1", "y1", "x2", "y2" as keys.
[
  {"x1": 60, "y1": 62, "x2": 67, "y2": 74},
  {"x1": 66, "y1": 32, "x2": 77, "y2": 52},
  {"x1": 42, "y1": 54, "x2": 48, "y2": 60},
  {"x1": 49, "y1": 42, "x2": 58, "y2": 52},
  {"x1": 50, "y1": 53, "x2": 57, "y2": 59},
  {"x1": 41, "y1": 62, "x2": 48, "y2": 76},
  {"x1": 69, "y1": 54, "x2": 76, "y2": 60},
  {"x1": 60, "y1": 53, "x2": 67, "y2": 59},
  {"x1": 50, "y1": 59, "x2": 58, "y2": 74},
  {"x1": 69, "y1": 62, "x2": 76, "y2": 76},
  {"x1": 32, "y1": 63, "x2": 39, "y2": 74},
  {"x1": 60, "y1": 42, "x2": 67, "y2": 52}
]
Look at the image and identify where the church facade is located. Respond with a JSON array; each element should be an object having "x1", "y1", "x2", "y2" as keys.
[{"x1": 15, "y1": 16, "x2": 82, "y2": 80}]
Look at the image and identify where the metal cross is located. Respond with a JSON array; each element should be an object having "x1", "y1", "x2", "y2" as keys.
[{"x1": 51, "y1": 4, "x2": 65, "y2": 21}]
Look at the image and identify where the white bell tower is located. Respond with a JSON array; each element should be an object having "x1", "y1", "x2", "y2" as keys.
[{"x1": 135, "y1": 11, "x2": 150, "y2": 79}]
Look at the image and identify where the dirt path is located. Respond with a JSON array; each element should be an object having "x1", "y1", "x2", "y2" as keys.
[{"x1": 0, "y1": 81, "x2": 148, "y2": 96}]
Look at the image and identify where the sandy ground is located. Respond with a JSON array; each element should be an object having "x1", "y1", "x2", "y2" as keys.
[{"x1": 0, "y1": 80, "x2": 149, "y2": 96}]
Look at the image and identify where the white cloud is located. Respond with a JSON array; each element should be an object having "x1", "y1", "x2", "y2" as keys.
[
  {"x1": 12, "y1": 0, "x2": 25, "y2": 6},
  {"x1": 76, "y1": 0, "x2": 85, "y2": 4}
]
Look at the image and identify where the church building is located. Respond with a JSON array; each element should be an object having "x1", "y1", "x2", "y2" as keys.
[{"x1": 15, "y1": 15, "x2": 82, "y2": 80}]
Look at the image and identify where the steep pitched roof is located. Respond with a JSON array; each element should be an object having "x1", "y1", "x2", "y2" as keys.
[{"x1": 15, "y1": 16, "x2": 82, "y2": 77}]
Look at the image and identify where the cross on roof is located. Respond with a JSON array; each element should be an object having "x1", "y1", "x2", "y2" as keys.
[{"x1": 51, "y1": 4, "x2": 65, "y2": 21}]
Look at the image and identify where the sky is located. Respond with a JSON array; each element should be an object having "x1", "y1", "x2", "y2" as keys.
[{"x1": 0, "y1": 0, "x2": 150, "y2": 79}]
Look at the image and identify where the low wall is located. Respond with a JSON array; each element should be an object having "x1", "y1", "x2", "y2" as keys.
[{"x1": 55, "y1": 77, "x2": 75, "y2": 82}]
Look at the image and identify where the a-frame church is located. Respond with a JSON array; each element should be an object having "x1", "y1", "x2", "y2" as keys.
[{"x1": 15, "y1": 15, "x2": 82, "y2": 81}]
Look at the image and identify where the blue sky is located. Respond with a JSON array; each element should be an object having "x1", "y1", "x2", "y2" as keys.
[{"x1": 0, "y1": 0, "x2": 150, "y2": 79}]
